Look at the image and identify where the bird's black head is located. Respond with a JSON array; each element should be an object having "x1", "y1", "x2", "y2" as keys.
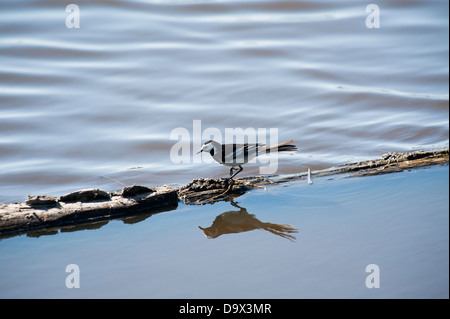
[{"x1": 197, "y1": 140, "x2": 216, "y2": 154}]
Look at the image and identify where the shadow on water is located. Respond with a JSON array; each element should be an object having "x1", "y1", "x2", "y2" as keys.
[{"x1": 198, "y1": 200, "x2": 298, "y2": 241}]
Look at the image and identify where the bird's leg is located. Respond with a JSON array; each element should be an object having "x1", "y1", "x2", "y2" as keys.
[{"x1": 229, "y1": 165, "x2": 243, "y2": 179}]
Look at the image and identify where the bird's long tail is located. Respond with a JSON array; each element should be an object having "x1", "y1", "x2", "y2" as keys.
[{"x1": 264, "y1": 140, "x2": 297, "y2": 153}]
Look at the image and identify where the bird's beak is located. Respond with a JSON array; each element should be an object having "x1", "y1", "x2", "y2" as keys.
[{"x1": 196, "y1": 149, "x2": 203, "y2": 154}]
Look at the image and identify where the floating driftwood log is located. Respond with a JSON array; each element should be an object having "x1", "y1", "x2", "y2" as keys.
[
  {"x1": 0, "y1": 148, "x2": 448, "y2": 237},
  {"x1": 270, "y1": 148, "x2": 450, "y2": 184},
  {"x1": 0, "y1": 185, "x2": 178, "y2": 237}
]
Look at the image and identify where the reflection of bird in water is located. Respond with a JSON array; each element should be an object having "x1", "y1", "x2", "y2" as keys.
[{"x1": 198, "y1": 200, "x2": 298, "y2": 241}]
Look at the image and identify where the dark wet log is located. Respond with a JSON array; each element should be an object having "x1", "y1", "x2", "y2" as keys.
[
  {"x1": 178, "y1": 178, "x2": 251, "y2": 204},
  {"x1": 59, "y1": 188, "x2": 111, "y2": 203},
  {"x1": 119, "y1": 185, "x2": 154, "y2": 197},
  {"x1": 25, "y1": 195, "x2": 58, "y2": 206}
]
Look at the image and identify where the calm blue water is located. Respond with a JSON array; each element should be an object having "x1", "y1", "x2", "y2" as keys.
[{"x1": 0, "y1": 165, "x2": 448, "y2": 298}]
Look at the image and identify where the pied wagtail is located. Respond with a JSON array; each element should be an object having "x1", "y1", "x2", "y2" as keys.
[{"x1": 197, "y1": 139, "x2": 297, "y2": 179}]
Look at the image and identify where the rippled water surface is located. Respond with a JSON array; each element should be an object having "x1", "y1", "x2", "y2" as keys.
[{"x1": 0, "y1": 0, "x2": 448, "y2": 203}]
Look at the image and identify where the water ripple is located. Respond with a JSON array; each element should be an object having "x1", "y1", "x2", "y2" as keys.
[
  {"x1": 0, "y1": 0, "x2": 448, "y2": 202},
  {"x1": 334, "y1": 85, "x2": 449, "y2": 101}
]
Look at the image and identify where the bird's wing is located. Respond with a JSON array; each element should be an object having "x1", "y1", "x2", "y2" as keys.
[{"x1": 221, "y1": 143, "x2": 261, "y2": 164}]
